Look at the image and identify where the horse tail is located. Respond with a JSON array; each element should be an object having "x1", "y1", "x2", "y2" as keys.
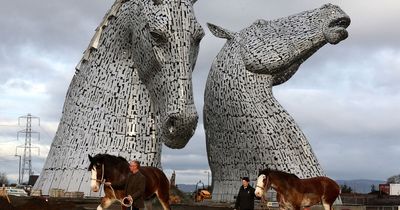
[{"x1": 322, "y1": 177, "x2": 340, "y2": 203}]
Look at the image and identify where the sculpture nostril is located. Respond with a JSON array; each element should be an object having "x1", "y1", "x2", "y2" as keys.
[
  {"x1": 168, "y1": 125, "x2": 176, "y2": 134},
  {"x1": 167, "y1": 116, "x2": 178, "y2": 134}
]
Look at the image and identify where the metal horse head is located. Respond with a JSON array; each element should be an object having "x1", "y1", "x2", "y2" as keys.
[
  {"x1": 131, "y1": 0, "x2": 204, "y2": 148},
  {"x1": 208, "y1": 3, "x2": 350, "y2": 85}
]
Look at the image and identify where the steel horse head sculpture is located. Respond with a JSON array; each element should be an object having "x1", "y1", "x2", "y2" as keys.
[
  {"x1": 204, "y1": 4, "x2": 350, "y2": 201},
  {"x1": 34, "y1": 0, "x2": 204, "y2": 196}
]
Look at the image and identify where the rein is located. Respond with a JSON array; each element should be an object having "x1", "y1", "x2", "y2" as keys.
[{"x1": 91, "y1": 164, "x2": 133, "y2": 208}]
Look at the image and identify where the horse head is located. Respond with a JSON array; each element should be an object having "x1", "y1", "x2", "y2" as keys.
[
  {"x1": 131, "y1": 0, "x2": 204, "y2": 149},
  {"x1": 208, "y1": 4, "x2": 350, "y2": 85},
  {"x1": 88, "y1": 154, "x2": 130, "y2": 192},
  {"x1": 255, "y1": 169, "x2": 272, "y2": 199},
  {"x1": 88, "y1": 154, "x2": 105, "y2": 192}
]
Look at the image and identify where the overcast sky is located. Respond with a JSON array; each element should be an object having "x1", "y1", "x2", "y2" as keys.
[{"x1": 0, "y1": 0, "x2": 399, "y2": 185}]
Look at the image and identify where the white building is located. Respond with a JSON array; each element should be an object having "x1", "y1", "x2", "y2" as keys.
[{"x1": 389, "y1": 184, "x2": 400, "y2": 195}]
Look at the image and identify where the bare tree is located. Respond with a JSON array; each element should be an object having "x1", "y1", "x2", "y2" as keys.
[
  {"x1": 0, "y1": 172, "x2": 9, "y2": 186},
  {"x1": 387, "y1": 175, "x2": 400, "y2": 184}
]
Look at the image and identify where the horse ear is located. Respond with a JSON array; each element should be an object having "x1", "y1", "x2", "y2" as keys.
[
  {"x1": 207, "y1": 23, "x2": 234, "y2": 40},
  {"x1": 88, "y1": 154, "x2": 93, "y2": 162},
  {"x1": 152, "y1": 0, "x2": 163, "y2": 5}
]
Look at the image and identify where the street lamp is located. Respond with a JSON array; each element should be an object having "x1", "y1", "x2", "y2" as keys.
[
  {"x1": 204, "y1": 170, "x2": 210, "y2": 189},
  {"x1": 15, "y1": 155, "x2": 21, "y2": 185}
]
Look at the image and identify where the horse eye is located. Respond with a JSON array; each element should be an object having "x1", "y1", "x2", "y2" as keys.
[{"x1": 150, "y1": 31, "x2": 167, "y2": 45}]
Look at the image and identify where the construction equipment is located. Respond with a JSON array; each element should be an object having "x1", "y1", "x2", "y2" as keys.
[{"x1": 193, "y1": 180, "x2": 211, "y2": 202}]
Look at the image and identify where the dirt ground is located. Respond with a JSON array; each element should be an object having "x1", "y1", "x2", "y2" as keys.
[
  {"x1": 0, "y1": 196, "x2": 132, "y2": 210},
  {"x1": 0, "y1": 196, "x2": 237, "y2": 210}
]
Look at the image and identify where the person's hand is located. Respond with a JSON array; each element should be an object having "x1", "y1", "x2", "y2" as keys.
[
  {"x1": 127, "y1": 195, "x2": 133, "y2": 202},
  {"x1": 123, "y1": 195, "x2": 133, "y2": 205}
]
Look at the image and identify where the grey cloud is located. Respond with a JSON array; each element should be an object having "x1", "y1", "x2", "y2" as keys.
[
  {"x1": 316, "y1": 138, "x2": 400, "y2": 180},
  {"x1": 0, "y1": 0, "x2": 111, "y2": 53},
  {"x1": 273, "y1": 88, "x2": 400, "y2": 180},
  {"x1": 162, "y1": 125, "x2": 209, "y2": 170}
]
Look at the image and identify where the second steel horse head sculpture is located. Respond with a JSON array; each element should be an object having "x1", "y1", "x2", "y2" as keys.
[{"x1": 204, "y1": 4, "x2": 350, "y2": 201}]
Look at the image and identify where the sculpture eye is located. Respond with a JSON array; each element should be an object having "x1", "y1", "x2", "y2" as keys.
[{"x1": 150, "y1": 31, "x2": 168, "y2": 45}]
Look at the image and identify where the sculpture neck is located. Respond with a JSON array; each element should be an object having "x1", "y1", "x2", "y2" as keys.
[{"x1": 243, "y1": 70, "x2": 275, "y2": 99}]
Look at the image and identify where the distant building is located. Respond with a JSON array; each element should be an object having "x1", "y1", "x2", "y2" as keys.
[
  {"x1": 389, "y1": 184, "x2": 400, "y2": 195},
  {"x1": 379, "y1": 184, "x2": 390, "y2": 195},
  {"x1": 379, "y1": 183, "x2": 400, "y2": 195}
]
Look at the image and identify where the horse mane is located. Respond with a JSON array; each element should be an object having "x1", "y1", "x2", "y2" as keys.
[
  {"x1": 259, "y1": 168, "x2": 300, "y2": 180},
  {"x1": 88, "y1": 154, "x2": 129, "y2": 170}
]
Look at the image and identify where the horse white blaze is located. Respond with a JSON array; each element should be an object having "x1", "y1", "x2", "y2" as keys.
[
  {"x1": 91, "y1": 167, "x2": 99, "y2": 192},
  {"x1": 255, "y1": 174, "x2": 266, "y2": 198}
]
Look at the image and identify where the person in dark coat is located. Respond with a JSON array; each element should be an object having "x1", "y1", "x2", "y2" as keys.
[
  {"x1": 234, "y1": 177, "x2": 256, "y2": 210},
  {"x1": 125, "y1": 160, "x2": 146, "y2": 210}
]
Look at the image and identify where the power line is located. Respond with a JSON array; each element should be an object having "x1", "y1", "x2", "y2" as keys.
[
  {"x1": 37, "y1": 126, "x2": 55, "y2": 139},
  {"x1": 0, "y1": 124, "x2": 21, "y2": 127},
  {"x1": 15, "y1": 113, "x2": 40, "y2": 184}
]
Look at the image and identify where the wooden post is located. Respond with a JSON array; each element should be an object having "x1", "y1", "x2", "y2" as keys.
[{"x1": 0, "y1": 184, "x2": 11, "y2": 203}]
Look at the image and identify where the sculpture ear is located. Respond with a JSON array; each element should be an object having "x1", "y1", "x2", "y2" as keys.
[
  {"x1": 207, "y1": 23, "x2": 234, "y2": 40},
  {"x1": 152, "y1": 0, "x2": 163, "y2": 5},
  {"x1": 191, "y1": 0, "x2": 198, "y2": 4},
  {"x1": 88, "y1": 154, "x2": 93, "y2": 162}
]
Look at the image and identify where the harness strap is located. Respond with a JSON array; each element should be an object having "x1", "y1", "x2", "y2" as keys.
[
  {"x1": 256, "y1": 175, "x2": 270, "y2": 203},
  {"x1": 91, "y1": 164, "x2": 133, "y2": 208}
]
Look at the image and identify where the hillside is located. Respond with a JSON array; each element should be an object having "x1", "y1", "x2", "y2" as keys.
[
  {"x1": 336, "y1": 179, "x2": 385, "y2": 194},
  {"x1": 176, "y1": 179, "x2": 386, "y2": 194}
]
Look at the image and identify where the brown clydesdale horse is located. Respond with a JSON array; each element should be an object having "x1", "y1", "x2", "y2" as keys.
[
  {"x1": 255, "y1": 169, "x2": 340, "y2": 210},
  {"x1": 88, "y1": 154, "x2": 170, "y2": 210}
]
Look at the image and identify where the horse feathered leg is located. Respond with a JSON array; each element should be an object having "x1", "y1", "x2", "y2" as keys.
[
  {"x1": 144, "y1": 200, "x2": 153, "y2": 210},
  {"x1": 155, "y1": 172, "x2": 171, "y2": 210},
  {"x1": 97, "y1": 196, "x2": 114, "y2": 210},
  {"x1": 156, "y1": 191, "x2": 171, "y2": 210},
  {"x1": 322, "y1": 202, "x2": 331, "y2": 210}
]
